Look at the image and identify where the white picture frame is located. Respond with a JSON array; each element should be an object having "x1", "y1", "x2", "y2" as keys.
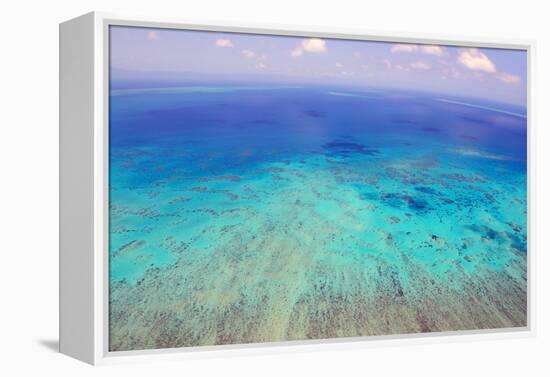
[{"x1": 59, "y1": 11, "x2": 535, "y2": 365}]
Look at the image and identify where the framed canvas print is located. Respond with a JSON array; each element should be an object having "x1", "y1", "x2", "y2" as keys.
[{"x1": 59, "y1": 12, "x2": 533, "y2": 365}]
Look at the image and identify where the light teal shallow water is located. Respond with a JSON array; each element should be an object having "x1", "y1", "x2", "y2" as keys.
[{"x1": 108, "y1": 86, "x2": 527, "y2": 351}]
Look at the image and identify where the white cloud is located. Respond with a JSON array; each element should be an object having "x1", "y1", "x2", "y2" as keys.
[
  {"x1": 391, "y1": 43, "x2": 446, "y2": 56},
  {"x1": 290, "y1": 47, "x2": 303, "y2": 57},
  {"x1": 382, "y1": 58, "x2": 430, "y2": 72},
  {"x1": 242, "y1": 49, "x2": 256, "y2": 58},
  {"x1": 496, "y1": 72, "x2": 521, "y2": 84},
  {"x1": 391, "y1": 44, "x2": 419, "y2": 53},
  {"x1": 457, "y1": 48, "x2": 496, "y2": 73},
  {"x1": 456, "y1": 48, "x2": 520, "y2": 84},
  {"x1": 146, "y1": 31, "x2": 159, "y2": 41},
  {"x1": 215, "y1": 39, "x2": 233, "y2": 48},
  {"x1": 420, "y1": 45, "x2": 446, "y2": 56},
  {"x1": 302, "y1": 38, "x2": 327, "y2": 53},
  {"x1": 409, "y1": 61, "x2": 431, "y2": 70},
  {"x1": 291, "y1": 38, "x2": 327, "y2": 57},
  {"x1": 335, "y1": 62, "x2": 343, "y2": 68},
  {"x1": 394, "y1": 64, "x2": 410, "y2": 72}
]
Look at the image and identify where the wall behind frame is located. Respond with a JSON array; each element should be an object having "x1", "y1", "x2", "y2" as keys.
[{"x1": 1, "y1": 0, "x2": 548, "y2": 376}]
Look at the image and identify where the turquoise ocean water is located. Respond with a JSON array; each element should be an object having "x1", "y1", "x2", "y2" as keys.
[{"x1": 108, "y1": 85, "x2": 527, "y2": 351}]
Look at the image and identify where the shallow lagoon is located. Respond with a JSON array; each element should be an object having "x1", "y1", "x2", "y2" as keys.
[{"x1": 108, "y1": 85, "x2": 527, "y2": 351}]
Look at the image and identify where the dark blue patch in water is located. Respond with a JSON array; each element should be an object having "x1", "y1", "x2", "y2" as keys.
[
  {"x1": 323, "y1": 141, "x2": 379, "y2": 158},
  {"x1": 415, "y1": 186, "x2": 438, "y2": 195},
  {"x1": 466, "y1": 224, "x2": 526, "y2": 253},
  {"x1": 377, "y1": 192, "x2": 431, "y2": 213},
  {"x1": 304, "y1": 110, "x2": 325, "y2": 118}
]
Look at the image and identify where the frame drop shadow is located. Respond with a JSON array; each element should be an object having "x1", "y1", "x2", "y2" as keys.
[{"x1": 38, "y1": 339, "x2": 59, "y2": 353}]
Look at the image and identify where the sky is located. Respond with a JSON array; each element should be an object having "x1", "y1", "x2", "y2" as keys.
[{"x1": 110, "y1": 26, "x2": 527, "y2": 106}]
